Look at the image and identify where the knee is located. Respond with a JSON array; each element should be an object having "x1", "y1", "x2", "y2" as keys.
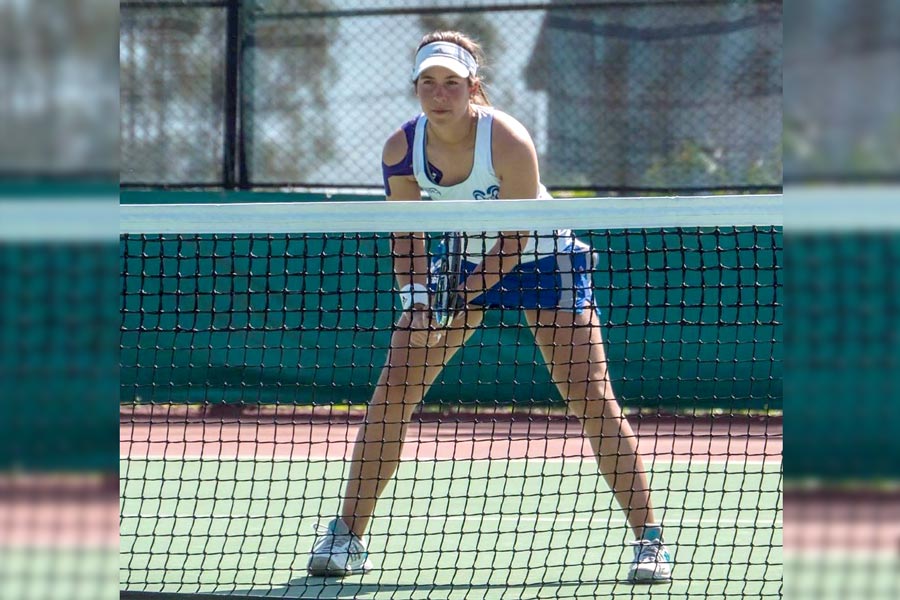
[
  {"x1": 372, "y1": 368, "x2": 426, "y2": 415},
  {"x1": 382, "y1": 367, "x2": 426, "y2": 393}
]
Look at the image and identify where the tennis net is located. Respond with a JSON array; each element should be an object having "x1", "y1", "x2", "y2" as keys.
[{"x1": 120, "y1": 194, "x2": 783, "y2": 599}]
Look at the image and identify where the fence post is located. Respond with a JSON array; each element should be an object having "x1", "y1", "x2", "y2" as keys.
[{"x1": 224, "y1": 0, "x2": 243, "y2": 189}]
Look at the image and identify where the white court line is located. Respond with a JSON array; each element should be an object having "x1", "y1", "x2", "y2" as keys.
[
  {"x1": 784, "y1": 550, "x2": 899, "y2": 560},
  {"x1": 123, "y1": 514, "x2": 781, "y2": 527},
  {"x1": 406, "y1": 515, "x2": 782, "y2": 525},
  {"x1": 126, "y1": 455, "x2": 780, "y2": 467}
]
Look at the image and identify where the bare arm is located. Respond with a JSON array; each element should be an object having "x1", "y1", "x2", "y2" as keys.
[
  {"x1": 383, "y1": 128, "x2": 441, "y2": 346},
  {"x1": 382, "y1": 129, "x2": 427, "y2": 296},
  {"x1": 458, "y1": 113, "x2": 539, "y2": 304}
]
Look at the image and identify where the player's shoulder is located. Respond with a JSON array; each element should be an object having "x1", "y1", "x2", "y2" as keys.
[
  {"x1": 488, "y1": 108, "x2": 537, "y2": 160},
  {"x1": 382, "y1": 114, "x2": 421, "y2": 165},
  {"x1": 489, "y1": 109, "x2": 536, "y2": 153}
]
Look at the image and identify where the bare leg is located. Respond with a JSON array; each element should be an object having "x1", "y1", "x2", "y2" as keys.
[
  {"x1": 525, "y1": 308, "x2": 656, "y2": 538},
  {"x1": 341, "y1": 309, "x2": 482, "y2": 538}
]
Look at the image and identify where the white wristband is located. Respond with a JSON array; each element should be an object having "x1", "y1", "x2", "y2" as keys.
[{"x1": 399, "y1": 283, "x2": 429, "y2": 310}]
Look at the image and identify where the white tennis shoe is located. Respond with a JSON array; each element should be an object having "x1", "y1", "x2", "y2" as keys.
[
  {"x1": 627, "y1": 538, "x2": 673, "y2": 583},
  {"x1": 307, "y1": 518, "x2": 373, "y2": 577}
]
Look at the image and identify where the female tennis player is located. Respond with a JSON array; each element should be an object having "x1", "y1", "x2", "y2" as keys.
[{"x1": 308, "y1": 31, "x2": 672, "y2": 583}]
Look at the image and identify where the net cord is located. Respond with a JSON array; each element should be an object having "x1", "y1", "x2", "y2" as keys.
[{"x1": 120, "y1": 195, "x2": 783, "y2": 234}]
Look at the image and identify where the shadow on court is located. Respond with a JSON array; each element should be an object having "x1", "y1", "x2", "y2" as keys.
[{"x1": 221, "y1": 575, "x2": 658, "y2": 599}]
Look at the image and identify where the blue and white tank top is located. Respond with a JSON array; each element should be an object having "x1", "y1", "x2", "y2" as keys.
[{"x1": 411, "y1": 106, "x2": 578, "y2": 264}]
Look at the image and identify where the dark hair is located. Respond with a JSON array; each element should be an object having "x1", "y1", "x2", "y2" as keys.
[{"x1": 415, "y1": 31, "x2": 491, "y2": 106}]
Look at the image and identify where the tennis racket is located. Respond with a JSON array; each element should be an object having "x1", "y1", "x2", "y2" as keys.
[{"x1": 432, "y1": 232, "x2": 466, "y2": 327}]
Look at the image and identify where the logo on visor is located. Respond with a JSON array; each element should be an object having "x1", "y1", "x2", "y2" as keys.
[{"x1": 434, "y1": 46, "x2": 461, "y2": 59}]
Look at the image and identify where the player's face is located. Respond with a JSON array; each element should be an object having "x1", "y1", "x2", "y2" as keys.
[{"x1": 415, "y1": 66, "x2": 472, "y2": 120}]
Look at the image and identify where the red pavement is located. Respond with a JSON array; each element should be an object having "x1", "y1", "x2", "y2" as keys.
[{"x1": 121, "y1": 406, "x2": 781, "y2": 463}]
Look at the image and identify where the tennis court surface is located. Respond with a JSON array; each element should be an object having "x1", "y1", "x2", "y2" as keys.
[
  {"x1": 121, "y1": 409, "x2": 781, "y2": 599},
  {"x1": 120, "y1": 195, "x2": 783, "y2": 598}
]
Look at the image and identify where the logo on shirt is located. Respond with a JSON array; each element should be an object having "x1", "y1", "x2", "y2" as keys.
[{"x1": 473, "y1": 185, "x2": 500, "y2": 200}]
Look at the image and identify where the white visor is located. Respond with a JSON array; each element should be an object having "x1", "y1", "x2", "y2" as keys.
[{"x1": 411, "y1": 42, "x2": 478, "y2": 82}]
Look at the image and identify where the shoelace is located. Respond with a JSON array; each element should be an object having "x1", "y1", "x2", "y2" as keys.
[
  {"x1": 312, "y1": 523, "x2": 344, "y2": 552},
  {"x1": 631, "y1": 539, "x2": 666, "y2": 562},
  {"x1": 313, "y1": 522, "x2": 363, "y2": 557}
]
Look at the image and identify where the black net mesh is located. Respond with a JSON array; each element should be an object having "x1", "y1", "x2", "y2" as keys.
[{"x1": 120, "y1": 218, "x2": 783, "y2": 598}]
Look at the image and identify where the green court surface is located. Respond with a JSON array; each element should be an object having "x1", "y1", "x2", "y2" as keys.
[
  {"x1": 784, "y1": 554, "x2": 900, "y2": 600},
  {"x1": 1, "y1": 547, "x2": 119, "y2": 600},
  {"x1": 121, "y1": 458, "x2": 782, "y2": 599}
]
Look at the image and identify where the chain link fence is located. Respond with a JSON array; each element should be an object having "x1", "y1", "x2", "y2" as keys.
[{"x1": 121, "y1": 0, "x2": 782, "y2": 192}]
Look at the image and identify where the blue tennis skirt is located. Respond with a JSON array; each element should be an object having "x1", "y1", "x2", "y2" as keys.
[{"x1": 429, "y1": 248, "x2": 596, "y2": 313}]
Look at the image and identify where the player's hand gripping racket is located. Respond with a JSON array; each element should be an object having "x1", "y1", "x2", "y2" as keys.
[{"x1": 432, "y1": 232, "x2": 466, "y2": 328}]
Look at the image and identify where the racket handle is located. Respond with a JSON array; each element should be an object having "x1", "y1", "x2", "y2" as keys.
[{"x1": 443, "y1": 292, "x2": 467, "y2": 326}]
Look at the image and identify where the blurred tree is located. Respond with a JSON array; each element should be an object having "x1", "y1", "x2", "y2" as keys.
[
  {"x1": 1, "y1": 0, "x2": 117, "y2": 174},
  {"x1": 244, "y1": 0, "x2": 338, "y2": 183},
  {"x1": 120, "y1": 0, "x2": 338, "y2": 184},
  {"x1": 121, "y1": 8, "x2": 226, "y2": 182}
]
